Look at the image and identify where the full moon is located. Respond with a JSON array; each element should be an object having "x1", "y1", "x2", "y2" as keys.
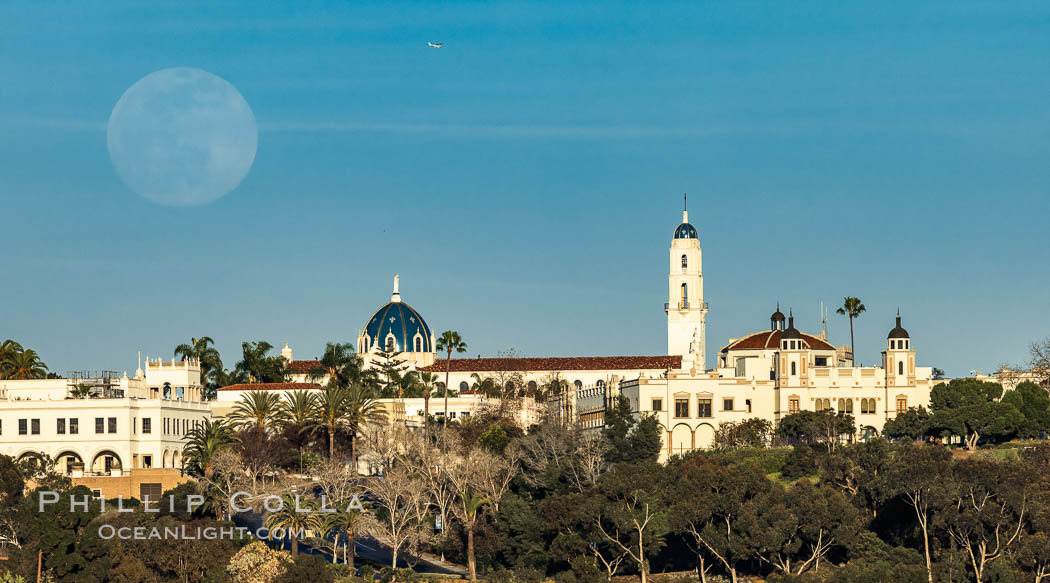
[{"x1": 107, "y1": 67, "x2": 258, "y2": 207}]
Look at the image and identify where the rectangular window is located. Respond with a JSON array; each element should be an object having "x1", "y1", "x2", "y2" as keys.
[
  {"x1": 674, "y1": 398, "x2": 689, "y2": 418},
  {"x1": 18, "y1": 419, "x2": 27, "y2": 435},
  {"x1": 57, "y1": 418, "x2": 66, "y2": 434},
  {"x1": 789, "y1": 398, "x2": 800, "y2": 414},
  {"x1": 142, "y1": 418, "x2": 151, "y2": 434},
  {"x1": 651, "y1": 398, "x2": 663, "y2": 412},
  {"x1": 815, "y1": 356, "x2": 828, "y2": 367},
  {"x1": 139, "y1": 483, "x2": 162, "y2": 503},
  {"x1": 69, "y1": 418, "x2": 78, "y2": 434},
  {"x1": 698, "y1": 399, "x2": 712, "y2": 418},
  {"x1": 143, "y1": 455, "x2": 152, "y2": 468},
  {"x1": 91, "y1": 489, "x2": 102, "y2": 500},
  {"x1": 108, "y1": 418, "x2": 117, "y2": 433},
  {"x1": 31, "y1": 419, "x2": 40, "y2": 435},
  {"x1": 95, "y1": 417, "x2": 104, "y2": 434},
  {"x1": 723, "y1": 398, "x2": 734, "y2": 412},
  {"x1": 896, "y1": 398, "x2": 907, "y2": 414}
]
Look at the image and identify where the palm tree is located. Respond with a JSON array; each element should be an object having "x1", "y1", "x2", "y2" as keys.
[
  {"x1": 213, "y1": 367, "x2": 248, "y2": 388},
  {"x1": 69, "y1": 384, "x2": 94, "y2": 399},
  {"x1": 230, "y1": 390, "x2": 289, "y2": 433},
  {"x1": 264, "y1": 493, "x2": 320, "y2": 555},
  {"x1": 458, "y1": 488, "x2": 491, "y2": 581},
  {"x1": 322, "y1": 505, "x2": 365, "y2": 567},
  {"x1": 343, "y1": 384, "x2": 387, "y2": 470},
  {"x1": 435, "y1": 331, "x2": 467, "y2": 420},
  {"x1": 284, "y1": 390, "x2": 319, "y2": 471},
  {"x1": 183, "y1": 419, "x2": 238, "y2": 481},
  {"x1": 308, "y1": 342, "x2": 370, "y2": 389},
  {"x1": 416, "y1": 371, "x2": 439, "y2": 434},
  {"x1": 0, "y1": 339, "x2": 24, "y2": 379},
  {"x1": 5, "y1": 349, "x2": 48, "y2": 379},
  {"x1": 174, "y1": 336, "x2": 223, "y2": 386},
  {"x1": 235, "y1": 341, "x2": 288, "y2": 384},
  {"x1": 312, "y1": 385, "x2": 352, "y2": 460},
  {"x1": 836, "y1": 297, "x2": 867, "y2": 361}
]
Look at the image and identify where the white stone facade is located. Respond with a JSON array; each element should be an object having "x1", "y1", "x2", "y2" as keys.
[{"x1": 0, "y1": 358, "x2": 210, "y2": 475}]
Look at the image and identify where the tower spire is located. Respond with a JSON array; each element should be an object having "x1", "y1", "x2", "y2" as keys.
[
  {"x1": 682, "y1": 192, "x2": 688, "y2": 223},
  {"x1": 391, "y1": 274, "x2": 401, "y2": 302}
]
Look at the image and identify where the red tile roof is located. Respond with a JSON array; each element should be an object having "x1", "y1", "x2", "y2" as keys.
[
  {"x1": 216, "y1": 382, "x2": 322, "y2": 392},
  {"x1": 420, "y1": 355, "x2": 682, "y2": 373},
  {"x1": 721, "y1": 330, "x2": 835, "y2": 351},
  {"x1": 288, "y1": 360, "x2": 324, "y2": 374}
]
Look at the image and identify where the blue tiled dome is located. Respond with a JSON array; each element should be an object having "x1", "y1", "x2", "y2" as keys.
[
  {"x1": 674, "y1": 222, "x2": 698, "y2": 239},
  {"x1": 363, "y1": 301, "x2": 433, "y2": 353}
]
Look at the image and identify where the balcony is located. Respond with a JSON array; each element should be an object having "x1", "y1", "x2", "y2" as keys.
[{"x1": 664, "y1": 301, "x2": 709, "y2": 311}]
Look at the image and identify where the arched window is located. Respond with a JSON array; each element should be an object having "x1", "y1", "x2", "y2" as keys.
[
  {"x1": 681, "y1": 254, "x2": 688, "y2": 270},
  {"x1": 459, "y1": 381, "x2": 469, "y2": 392},
  {"x1": 898, "y1": 361, "x2": 904, "y2": 375},
  {"x1": 386, "y1": 337, "x2": 395, "y2": 351},
  {"x1": 573, "y1": 380, "x2": 583, "y2": 390},
  {"x1": 681, "y1": 283, "x2": 688, "y2": 304},
  {"x1": 596, "y1": 379, "x2": 606, "y2": 389},
  {"x1": 415, "y1": 337, "x2": 422, "y2": 352},
  {"x1": 527, "y1": 380, "x2": 537, "y2": 392},
  {"x1": 790, "y1": 362, "x2": 796, "y2": 375}
]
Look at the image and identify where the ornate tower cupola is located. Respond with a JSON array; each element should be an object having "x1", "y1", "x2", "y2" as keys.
[
  {"x1": 777, "y1": 310, "x2": 808, "y2": 385},
  {"x1": 663, "y1": 196, "x2": 705, "y2": 369},
  {"x1": 666, "y1": 194, "x2": 709, "y2": 369},
  {"x1": 770, "y1": 303, "x2": 786, "y2": 331},
  {"x1": 885, "y1": 310, "x2": 914, "y2": 387}
]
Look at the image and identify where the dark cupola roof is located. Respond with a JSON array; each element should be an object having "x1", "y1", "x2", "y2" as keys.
[
  {"x1": 781, "y1": 310, "x2": 803, "y2": 340},
  {"x1": 888, "y1": 311, "x2": 910, "y2": 340},
  {"x1": 770, "y1": 302, "x2": 786, "y2": 330},
  {"x1": 674, "y1": 194, "x2": 699, "y2": 240}
]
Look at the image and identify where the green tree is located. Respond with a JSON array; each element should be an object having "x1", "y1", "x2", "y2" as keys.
[
  {"x1": 457, "y1": 488, "x2": 491, "y2": 581},
  {"x1": 264, "y1": 493, "x2": 321, "y2": 556},
  {"x1": 230, "y1": 390, "x2": 289, "y2": 433},
  {"x1": 370, "y1": 346, "x2": 409, "y2": 398},
  {"x1": 235, "y1": 341, "x2": 289, "y2": 384},
  {"x1": 183, "y1": 419, "x2": 239, "y2": 481},
  {"x1": 777, "y1": 410, "x2": 855, "y2": 449},
  {"x1": 593, "y1": 462, "x2": 668, "y2": 583},
  {"x1": 835, "y1": 297, "x2": 867, "y2": 360},
  {"x1": 436, "y1": 330, "x2": 468, "y2": 420},
  {"x1": 309, "y1": 384, "x2": 385, "y2": 464},
  {"x1": 213, "y1": 367, "x2": 249, "y2": 388},
  {"x1": 928, "y1": 379, "x2": 1023, "y2": 449},
  {"x1": 939, "y1": 458, "x2": 1033, "y2": 581},
  {"x1": 282, "y1": 390, "x2": 319, "y2": 470},
  {"x1": 881, "y1": 406, "x2": 931, "y2": 441},
  {"x1": 602, "y1": 396, "x2": 661, "y2": 464},
  {"x1": 740, "y1": 480, "x2": 860, "y2": 576},
  {"x1": 3, "y1": 348, "x2": 48, "y2": 379},
  {"x1": 307, "y1": 342, "x2": 373, "y2": 390},
  {"x1": 321, "y1": 504, "x2": 365, "y2": 568},
  {"x1": 887, "y1": 444, "x2": 953, "y2": 583},
  {"x1": 664, "y1": 453, "x2": 770, "y2": 583},
  {"x1": 417, "y1": 370, "x2": 440, "y2": 434},
  {"x1": 1002, "y1": 381, "x2": 1050, "y2": 438},
  {"x1": 174, "y1": 336, "x2": 223, "y2": 388},
  {"x1": 9, "y1": 486, "x2": 110, "y2": 582}
]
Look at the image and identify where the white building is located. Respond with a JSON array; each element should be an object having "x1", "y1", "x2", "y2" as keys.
[
  {"x1": 266, "y1": 200, "x2": 934, "y2": 463},
  {"x1": 0, "y1": 357, "x2": 210, "y2": 477}
]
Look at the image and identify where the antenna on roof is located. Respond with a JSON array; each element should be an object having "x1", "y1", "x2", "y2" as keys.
[{"x1": 820, "y1": 301, "x2": 828, "y2": 339}]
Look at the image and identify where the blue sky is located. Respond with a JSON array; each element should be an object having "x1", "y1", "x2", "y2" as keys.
[{"x1": 1, "y1": 1, "x2": 1048, "y2": 377}]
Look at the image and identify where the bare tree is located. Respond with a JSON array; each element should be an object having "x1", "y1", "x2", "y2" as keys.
[
  {"x1": 364, "y1": 464, "x2": 433, "y2": 568},
  {"x1": 1031, "y1": 336, "x2": 1050, "y2": 387},
  {"x1": 518, "y1": 422, "x2": 609, "y2": 493}
]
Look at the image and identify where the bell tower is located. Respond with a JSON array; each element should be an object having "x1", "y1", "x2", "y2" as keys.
[{"x1": 666, "y1": 195, "x2": 708, "y2": 369}]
